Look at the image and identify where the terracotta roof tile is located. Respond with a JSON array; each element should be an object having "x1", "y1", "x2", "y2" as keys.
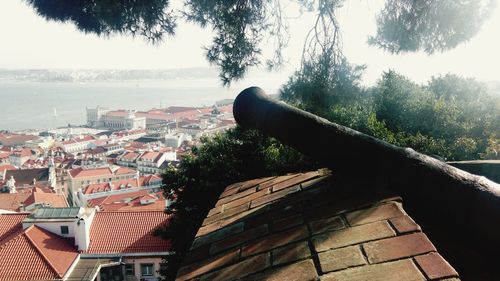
[
  {"x1": 0, "y1": 225, "x2": 78, "y2": 280},
  {"x1": 69, "y1": 167, "x2": 113, "y2": 178},
  {"x1": 85, "y1": 211, "x2": 172, "y2": 253},
  {"x1": 0, "y1": 213, "x2": 28, "y2": 243},
  {"x1": 0, "y1": 193, "x2": 31, "y2": 212},
  {"x1": 23, "y1": 192, "x2": 69, "y2": 208}
]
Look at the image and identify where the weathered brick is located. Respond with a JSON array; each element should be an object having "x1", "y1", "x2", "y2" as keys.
[
  {"x1": 224, "y1": 187, "x2": 270, "y2": 210},
  {"x1": 242, "y1": 225, "x2": 309, "y2": 257},
  {"x1": 207, "y1": 205, "x2": 223, "y2": 217},
  {"x1": 250, "y1": 185, "x2": 301, "y2": 208},
  {"x1": 415, "y1": 252, "x2": 459, "y2": 279},
  {"x1": 309, "y1": 216, "x2": 345, "y2": 235},
  {"x1": 210, "y1": 224, "x2": 269, "y2": 254},
  {"x1": 219, "y1": 185, "x2": 241, "y2": 198},
  {"x1": 245, "y1": 203, "x2": 302, "y2": 229},
  {"x1": 182, "y1": 244, "x2": 210, "y2": 265},
  {"x1": 216, "y1": 186, "x2": 257, "y2": 206},
  {"x1": 272, "y1": 241, "x2": 311, "y2": 265},
  {"x1": 321, "y1": 259, "x2": 425, "y2": 281},
  {"x1": 243, "y1": 259, "x2": 318, "y2": 281},
  {"x1": 193, "y1": 222, "x2": 244, "y2": 248},
  {"x1": 345, "y1": 202, "x2": 405, "y2": 226},
  {"x1": 363, "y1": 232, "x2": 436, "y2": 264},
  {"x1": 313, "y1": 221, "x2": 395, "y2": 252},
  {"x1": 304, "y1": 193, "x2": 378, "y2": 221},
  {"x1": 389, "y1": 215, "x2": 421, "y2": 234},
  {"x1": 176, "y1": 248, "x2": 240, "y2": 281},
  {"x1": 318, "y1": 245, "x2": 366, "y2": 273},
  {"x1": 258, "y1": 174, "x2": 298, "y2": 190},
  {"x1": 196, "y1": 204, "x2": 270, "y2": 237},
  {"x1": 272, "y1": 213, "x2": 304, "y2": 232},
  {"x1": 239, "y1": 176, "x2": 275, "y2": 191},
  {"x1": 272, "y1": 172, "x2": 319, "y2": 192},
  {"x1": 202, "y1": 202, "x2": 250, "y2": 226},
  {"x1": 200, "y1": 252, "x2": 270, "y2": 281}
]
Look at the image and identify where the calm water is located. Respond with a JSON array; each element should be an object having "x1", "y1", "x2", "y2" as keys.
[{"x1": 0, "y1": 79, "x2": 281, "y2": 131}]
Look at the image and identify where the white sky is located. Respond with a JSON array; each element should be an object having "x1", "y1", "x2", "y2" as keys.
[{"x1": 1, "y1": 0, "x2": 500, "y2": 86}]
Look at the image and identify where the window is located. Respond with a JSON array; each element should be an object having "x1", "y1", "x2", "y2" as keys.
[
  {"x1": 140, "y1": 264, "x2": 154, "y2": 276},
  {"x1": 125, "y1": 264, "x2": 135, "y2": 275},
  {"x1": 60, "y1": 225, "x2": 69, "y2": 235}
]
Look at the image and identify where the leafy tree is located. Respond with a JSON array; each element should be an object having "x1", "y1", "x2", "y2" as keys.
[
  {"x1": 369, "y1": 0, "x2": 496, "y2": 54},
  {"x1": 155, "y1": 126, "x2": 317, "y2": 280},
  {"x1": 25, "y1": 0, "x2": 495, "y2": 85}
]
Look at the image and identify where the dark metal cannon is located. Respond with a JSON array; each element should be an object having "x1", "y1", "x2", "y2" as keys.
[{"x1": 234, "y1": 86, "x2": 500, "y2": 275}]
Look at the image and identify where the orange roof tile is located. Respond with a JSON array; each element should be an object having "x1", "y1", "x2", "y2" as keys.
[
  {"x1": 114, "y1": 166, "x2": 136, "y2": 175},
  {"x1": 0, "y1": 193, "x2": 31, "y2": 212},
  {"x1": 0, "y1": 213, "x2": 28, "y2": 243},
  {"x1": 120, "y1": 151, "x2": 141, "y2": 160},
  {"x1": 139, "y1": 151, "x2": 162, "y2": 161},
  {"x1": 69, "y1": 167, "x2": 113, "y2": 178},
  {"x1": 23, "y1": 192, "x2": 68, "y2": 208},
  {"x1": 85, "y1": 211, "x2": 171, "y2": 254},
  {"x1": 0, "y1": 225, "x2": 78, "y2": 280},
  {"x1": 0, "y1": 164, "x2": 16, "y2": 172}
]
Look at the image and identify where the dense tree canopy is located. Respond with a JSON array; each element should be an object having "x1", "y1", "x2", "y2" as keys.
[
  {"x1": 25, "y1": 0, "x2": 495, "y2": 85},
  {"x1": 156, "y1": 127, "x2": 316, "y2": 280},
  {"x1": 281, "y1": 68, "x2": 500, "y2": 160}
]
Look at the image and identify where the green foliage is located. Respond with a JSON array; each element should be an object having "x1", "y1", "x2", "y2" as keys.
[
  {"x1": 25, "y1": 0, "x2": 495, "y2": 85},
  {"x1": 369, "y1": 0, "x2": 496, "y2": 54},
  {"x1": 281, "y1": 60, "x2": 500, "y2": 161},
  {"x1": 281, "y1": 55, "x2": 365, "y2": 116},
  {"x1": 25, "y1": 0, "x2": 176, "y2": 43},
  {"x1": 156, "y1": 126, "x2": 316, "y2": 280}
]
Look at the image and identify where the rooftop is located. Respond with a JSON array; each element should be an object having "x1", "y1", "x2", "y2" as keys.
[
  {"x1": 85, "y1": 211, "x2": 171, "y2": 254},
  {"x1": 69, "y1": 167, "x2": 112, "y2": 178},
  {"x1": 29, "y1": 207, "x2": 80, "y2": 219},
  {"x1": 0, "y1": 225, "x2": 78, "y2": 280}
]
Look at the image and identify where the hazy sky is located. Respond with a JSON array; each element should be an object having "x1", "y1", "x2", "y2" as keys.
[{"x1": 1, "y1": 0, "x2": 500, "y2": 86}]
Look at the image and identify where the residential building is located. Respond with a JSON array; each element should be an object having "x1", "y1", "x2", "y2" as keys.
[
  {"x1": 67, "y1": 166, "x2": 137, "y2": 205},
  {"x1": 74, "y1": 174, "x2": 162, "y2": 207},
  {"x1": 137, "y1": 151, "x2": 175, "y2": 174},
  {"x1": 116, "y1": 151, "x2": 142, "y2": 167},
  {"x1": 60, "y1": 135, "x2": 96, "y2": 153},
  {"x1": 0, "y1": 208, "x2": 172, "y2": 281},
  {"x1": 8, "y1": 148, "x2": 34, "y2": 167}
]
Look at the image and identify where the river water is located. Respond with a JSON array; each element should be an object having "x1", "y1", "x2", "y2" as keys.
[{"x1": 0, "y1": 78, "x2": 282, "y2": 131}]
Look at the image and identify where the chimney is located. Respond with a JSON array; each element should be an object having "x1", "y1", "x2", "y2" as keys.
[{"x1": 74, "y1": 208, "x2": 96, "y2": 251}]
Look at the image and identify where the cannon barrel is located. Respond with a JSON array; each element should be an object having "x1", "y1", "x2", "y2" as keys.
[{"x1": 234, "y1": 86, "x2": 500, "y2": 253}]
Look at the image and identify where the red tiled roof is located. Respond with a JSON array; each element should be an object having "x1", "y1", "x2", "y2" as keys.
[
  {"x1": 0, "y1": 152, "x2": 12, "y2": 159},
  {"x1": 114, "y1": 166, "x2": 136, "y2": 175},
  {"x1": 120, "y1": 151, "x2": 141, "y2": 160},
  {"x1": 139, "y1": 151, "x2": 162, "y2": 161},
  {"x1": 0, "y1": 193, "x2": 31, "y2": 212},
  {"x1": 0, "y1": 134, "x2": 38, "y2": 146},
  {"x1": 61, "y1": 135, "x2": 94, "y2": 145},
  {"x1": 85, "y1": 211, "x2": 171, "y2": 253},
  {"x1": 83, "y1": 178, "x2": 139, "y2": 194},
  {"x1": 23, "y1": 192, "x2": 68, "y2": 208},
  {"x1": 0, "y1": 213, "x2": 28, "y2": 243},
  {"x1": 0, "y1": 164, "x2": 16, "y2": 172},
  {"x1": 88, "y1": 190, "x2": 151, "y2": 207},
  {"x1": 69, "y1": 167, "x2": 113, "y2": 178},
  {"x1": 0, "y1": 225, "x2": 78, "y2": 280}
]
